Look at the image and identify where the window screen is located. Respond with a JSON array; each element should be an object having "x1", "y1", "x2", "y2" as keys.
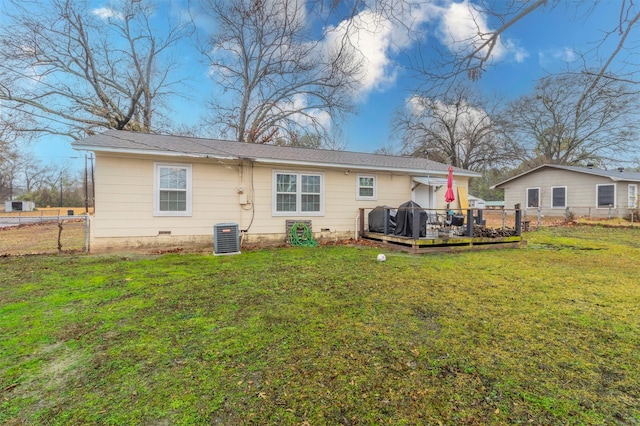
[
  {"x1": 527, "y1": 188, "x2": 539, "y2": 208},
  {"x1": 597, "y1": 185, "x2": 615, "y2": 207},
  {"x1": 552, "y1": 187, "x2": 566, "y2": 208}
]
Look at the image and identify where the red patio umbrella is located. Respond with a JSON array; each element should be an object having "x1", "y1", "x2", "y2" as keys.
[{"x1": 445, "y1": 165, "x2": 455, "y2": 205}]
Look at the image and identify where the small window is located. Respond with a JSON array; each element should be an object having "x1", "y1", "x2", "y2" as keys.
[
  {"x1": 526, "y1": 187, "x2": 540, "y2": 208},
  {"x1": 356, "y1": 175, "x2": 376, "y2": 200},
  {"x1": 551, "y1": 186, "x2": 566, "y2": 208},
  {"x1": 628, "y1": 184, "x2": 638, "y2": 208},
  {"x1": 154, "y1": 163, "x2": 192, "y2": 216},
  {"x1": 273, "y1": 171, "x2": 324, "y2": 216},
  {"x1": 597, "y1": 184, "x2": 615, "y2": 208}
]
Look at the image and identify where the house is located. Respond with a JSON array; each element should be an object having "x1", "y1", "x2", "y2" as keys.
[
  {"x1": 72, "y1": 130, "x2": 480, "y2": 251},
  {"x1": 491, "y1": 164, "x2": 640, "y2": 219}
]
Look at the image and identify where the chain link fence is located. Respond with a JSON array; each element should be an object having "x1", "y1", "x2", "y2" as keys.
[
  {"x1": 0, "y1": 210, "x2": 89, "y2": 255},
  {"x1": 483, "y1": 206, "x2": 640, "y2": 229}
]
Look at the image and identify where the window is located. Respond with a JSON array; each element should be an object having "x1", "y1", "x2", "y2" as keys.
[
  {"x1": 154, "y1": 163, "x2": 192, "y2": 216},
  {"x1": 526, "y1": 187, "x2": 540, "y2": 208},
  {"x1": 356, "y1": 175, "x2": 376, "y2": 200},
  {"x1": 597, "y1": 184, "x2": 615, "y2": 208},
  {"x1": 629, "y1": 184, "x2": 638, "y2": 208},
  {"x1": 551, "y1": 186, "x2": 566, "y2": 208},
  {"x1": 273, "y1": 171, "x2": 323, "y2": 216}
]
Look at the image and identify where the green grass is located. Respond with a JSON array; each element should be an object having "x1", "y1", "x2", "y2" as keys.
[{"x1": 1, "y1": 225, "x2": 639, "y2": 425}]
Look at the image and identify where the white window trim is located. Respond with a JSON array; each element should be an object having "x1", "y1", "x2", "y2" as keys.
[
  {"x1": 551, "y1": 186, "x2": 567, "y2": 208},
  {"x1": 272, "y1": 170, "x2": 324, "y2": 216},
  {"x1": 356, "y1": 174, "x2": 377, "y2": 201},
  {"x1": 628, "y1": 184, "x2": 638, "y2": 208},
  {"x1": 596, "y1": 183, "x2": 616, "y2": 209},
  {"x1": 153, "y1": 162, "x2": 192, "y2": 217},
  {"x1": 526, "y1": 187, "x2": 540, "y2": 209}
]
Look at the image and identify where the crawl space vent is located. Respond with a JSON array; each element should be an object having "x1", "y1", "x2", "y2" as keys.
[{"x1": 213, "y1": 223, "x2": 241, "y2": 256}]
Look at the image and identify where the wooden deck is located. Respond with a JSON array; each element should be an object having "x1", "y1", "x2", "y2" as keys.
[{"x1": 361, "y1": 231, "x2": 526, "y2": 253}]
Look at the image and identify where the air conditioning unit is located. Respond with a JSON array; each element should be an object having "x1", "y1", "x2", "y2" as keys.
[{"x1": 213, "y1": 223, "x2": 241, "y2": 256}]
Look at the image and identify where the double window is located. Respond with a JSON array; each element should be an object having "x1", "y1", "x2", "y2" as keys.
[
  {"x1": 154, "y1": 163, "x2": 192, "y2": 216},
  {"x1": 597, "y1": 184, "x2": 615, "y2": 208},
  {"x1": 356, "y1": 175, "x2": 376, "y2": 200},
  {"x1": 273, "y1": 171, "x2": 323, "y2": 216}
]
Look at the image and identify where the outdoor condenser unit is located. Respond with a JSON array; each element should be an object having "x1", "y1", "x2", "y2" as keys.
[{"x1": 213, "y1": 223, "x2": 241, "y2": 256}]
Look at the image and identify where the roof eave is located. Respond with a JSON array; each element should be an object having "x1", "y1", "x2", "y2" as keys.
[
  {"x1": 253, "y1": 157, "x2": 481, "y2": 177},
  {"x1": 72, "y1": 144, "x2": 237, "y2": 161},
  {"x1": 74, "y1": 144, "x2": 481, "y2": 177},
  {"x1": 490, "y1": 163, "x2": 640, "y2": 187}
]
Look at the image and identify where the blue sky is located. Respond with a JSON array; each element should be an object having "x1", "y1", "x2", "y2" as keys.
[{"x1": 23, "y1": 0, "x2": 627, "y2": 171}]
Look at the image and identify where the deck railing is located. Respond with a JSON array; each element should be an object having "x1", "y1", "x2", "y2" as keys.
[{"x1": 359, "y1": 206, "x2": 524, "y2": 239}]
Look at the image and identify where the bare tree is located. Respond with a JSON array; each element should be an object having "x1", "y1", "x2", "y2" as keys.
[
  {"x1": 394, "y1": 85, "x2": 515, "y2": 170},
  {"x1": 198, "y1": 0, "x2": 361, "y2": 144},
  {"x1": 505, "y1": 73, "x2": 639, "y2": 166},
  {"x1": 0, "y1": 109, "x2": 34, "y2": 200},
  {"x1": 406, "y1": 1, "x2": 640, "y2": 95},
  {"x1": 0, "y1": 0, "x2": 193, "y2": 139}
]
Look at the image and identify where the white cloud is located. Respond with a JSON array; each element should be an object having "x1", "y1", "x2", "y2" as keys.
[
  {"x1": 539, "y1": 47, "x2": 577, "y2": 67},
  {"x1": 91, "y1": 7, "x2": 123, "y2": 21},
  {"x1": 323, "y1": 4, "x2": 438, "y2": 100},
  {"x1": 281, "y1": 94, "x2": 332, "y2": 129},
  {"x1": 437, "y1": 0, "x2": 527, "y2": 65},
  {"x1": 408, "y1": 94, "x2": 490, "y2": 129}
]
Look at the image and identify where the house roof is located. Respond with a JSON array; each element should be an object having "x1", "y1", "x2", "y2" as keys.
[
  {"x1": 72, "y1": 130, "x2": 481, "y2": 177},
  {"x1": 491, "y1": 164, "x2": 640, "y2": 188}
]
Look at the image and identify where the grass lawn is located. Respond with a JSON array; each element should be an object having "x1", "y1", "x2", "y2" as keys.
[{"x1": 1, "y1": 225, "x2": 639, "y2": 425}]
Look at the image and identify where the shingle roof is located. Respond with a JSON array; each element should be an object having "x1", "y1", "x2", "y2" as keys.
[
  {"x1": 72, "y1": 130, "x2": 481, "y2": 177},
  {"x1": 492, "y1": 164, "x2": 640, "y2": 188}
]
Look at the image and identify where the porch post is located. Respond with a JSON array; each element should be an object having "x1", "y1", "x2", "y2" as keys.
[
  {"x1": 359, "y1": 208, "x2": 365, "y2": 235},
  {"x1": 515, "y1": 204, "x2": 522, "y2": 236}
]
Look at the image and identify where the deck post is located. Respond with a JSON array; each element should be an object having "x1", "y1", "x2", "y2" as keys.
[
  {"x1": 359, "y1": 208, "x2": 365, "y2": 235},
  {"x1": 412, "y1": 207, "x2": 420, "y2": 239},
  {"x1": 383, "y1": 207, "x2": 390, "y2": 235},
  {"x1": 466, "y1": 209, "x2": 473, "y2": 237},
  {"x1": 515, "y1": 204, "x2": 522, "y2": 236}
]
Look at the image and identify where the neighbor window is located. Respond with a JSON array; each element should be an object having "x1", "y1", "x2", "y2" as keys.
[
  {"x1": 551, "y1": 186, "x2": 566, "y2": 208},
  {"x1": 154, "y1": 163, "x2": 192, "y2": 216},
  {"x1": 628, "y1": 184, "x2": 638, "y2": 208},
  {"x1": 273, "y1": 171, "x2": 323, "y2": 216},
  {"x1": 597, "y1": 184, "x2": 615, "y2": 208},
  {"x1": 526, "y1": 187, "x2": 540, "y2": 208},
  {"x1": 356, "y1": 175, "x2": 376, "y2": 200}
]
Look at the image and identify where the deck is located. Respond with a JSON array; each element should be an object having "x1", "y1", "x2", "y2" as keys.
[
  {"x1": 358, "y1": 207, "x2": 527, "y2": 253},
  {"x1": 361, "y1": 231, "x2": 525, "y2": 253}
]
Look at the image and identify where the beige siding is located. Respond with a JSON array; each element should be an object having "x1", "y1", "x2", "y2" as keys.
[
  {"x1": 500, "y1": 168, "x2": 634, "y2": 218},
  {"x1": 91, "y1": 152, "x2": 470, "y2": 250}
]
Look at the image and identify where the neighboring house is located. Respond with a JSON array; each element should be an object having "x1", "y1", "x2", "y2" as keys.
[
  {"x1": 467, "y1": 195, "x2": 486, "y2": 209},
  {"x1": 491, "y1": 164, "x2": 640, "y2": 218},
  {"x1": 72, "y1": 130, "x2": 480, "y2": 251},
  {"x1": 4, "y1": 201, "x2": 36, "y2": 212}
]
